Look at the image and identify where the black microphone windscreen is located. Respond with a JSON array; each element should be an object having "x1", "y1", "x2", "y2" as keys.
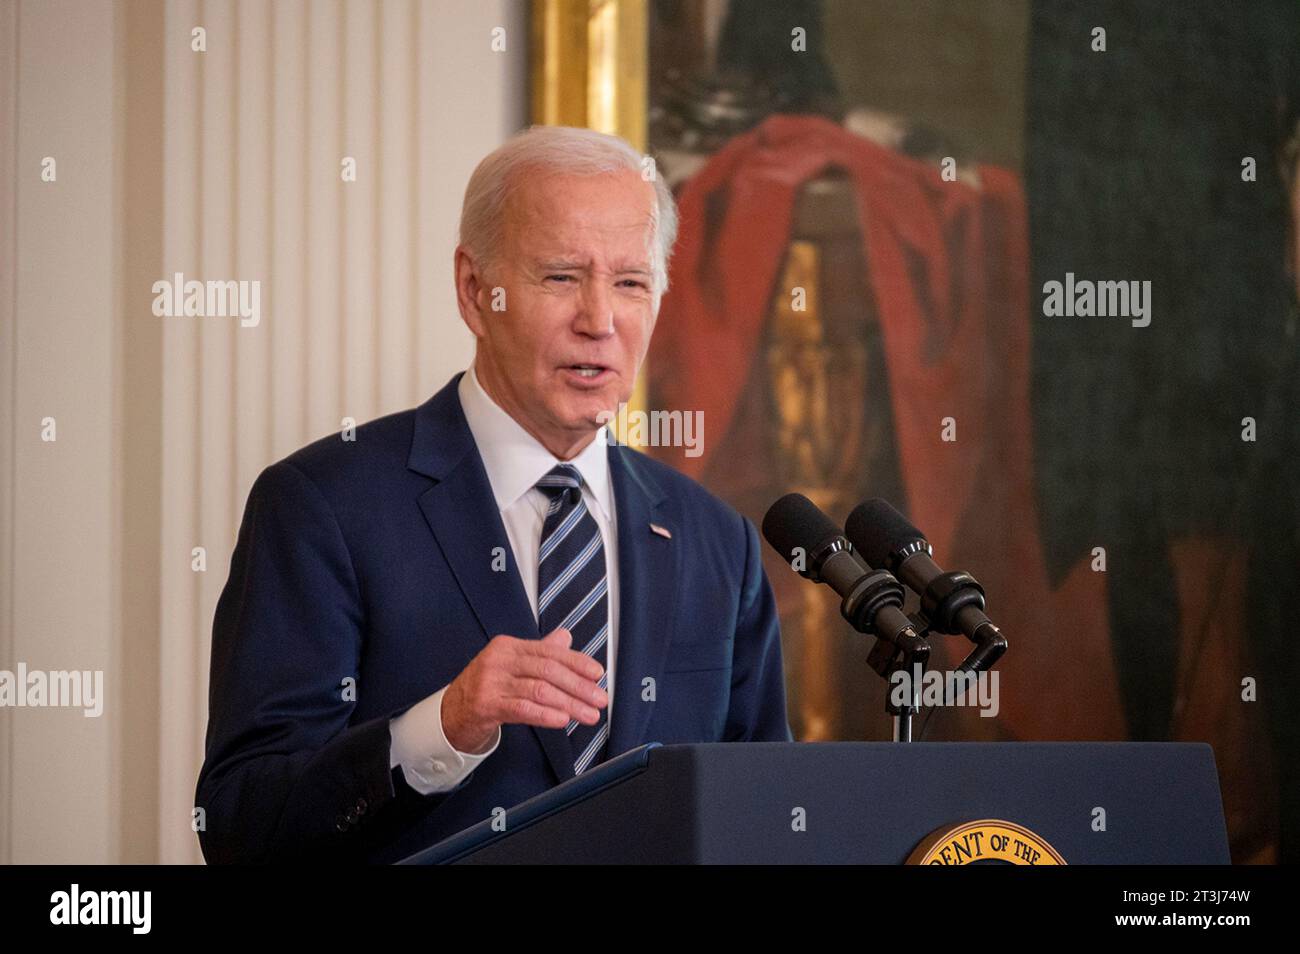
[
  {"x1": 762, "y1": 493, "x2": 843, "y2": 561},
  {"x1": 845, "y1": 498, "x2": 924, "y2": 568}
]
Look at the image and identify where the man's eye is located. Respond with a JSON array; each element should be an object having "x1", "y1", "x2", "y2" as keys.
[
  {"x1": 546, "y1": 274, "x2": 575, "y2": 283},
  {"x1": 619, "y1": 279, "x2": 647, "y2": 289}
]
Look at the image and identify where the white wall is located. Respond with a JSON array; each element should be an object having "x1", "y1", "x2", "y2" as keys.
[{"x1": 0, "y1": 0, "x2": 528, "y2": 864}]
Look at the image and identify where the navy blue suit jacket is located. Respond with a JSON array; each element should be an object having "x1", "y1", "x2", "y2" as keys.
[{"x1": 196, "y1": 373, "x2": 792, "y2": 864}]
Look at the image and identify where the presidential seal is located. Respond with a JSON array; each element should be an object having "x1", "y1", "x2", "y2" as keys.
[{"x1": 907, "y1": 819, "x2": 1066, "y2": 865}]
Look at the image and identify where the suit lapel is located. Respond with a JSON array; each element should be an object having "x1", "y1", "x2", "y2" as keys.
[
  {"x1": 415, "y1": 471, "x2": 538, "y2": 646},
  {"x1": 607, "y1": 443, "x2": 678, "y2": 757},
  {"x1": 409, "y1": 375, "x2": 578, "y2": 784}
]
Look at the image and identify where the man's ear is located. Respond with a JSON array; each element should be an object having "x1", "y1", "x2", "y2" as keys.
[{"x1": 454, "y1": 245, "x2": 489, "y2": 338}]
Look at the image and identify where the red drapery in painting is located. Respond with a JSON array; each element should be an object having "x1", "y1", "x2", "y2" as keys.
[{"x1": 648, "y1": 113, "x2": 1266, "y2": 788}]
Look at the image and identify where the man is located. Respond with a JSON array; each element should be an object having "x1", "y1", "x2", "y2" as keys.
[{"x1": 195, "y1": 125, "x2": 792, "y2": 864}]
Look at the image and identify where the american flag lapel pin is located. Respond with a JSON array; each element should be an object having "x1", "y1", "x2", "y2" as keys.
[{"x1": 649, "y1": 522, "x2": 672, "y2": 540}]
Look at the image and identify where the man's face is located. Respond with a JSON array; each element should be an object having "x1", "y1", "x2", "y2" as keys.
[{"x1": 457, "y1": 167, "x2": 660, "y2": 459}]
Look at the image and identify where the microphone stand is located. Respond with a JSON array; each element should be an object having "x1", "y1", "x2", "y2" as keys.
[
  {"x1": 838, "y1": 566, "x2": 931, "y2": 743},
  {"x1": 872, "y1": 569, "x2": 1008, "y2": 742},
  {"x1": 866, "y1": 628, "x2": 927, "y2": 742}
]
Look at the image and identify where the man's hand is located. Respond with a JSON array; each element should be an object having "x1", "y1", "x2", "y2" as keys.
[{"x1": 441, "y1": 627, "x2": 608, "y2": 754}]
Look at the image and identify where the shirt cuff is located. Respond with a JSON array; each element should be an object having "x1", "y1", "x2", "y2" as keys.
[{"x1": 389, "y1": 685, "x2": 501, "y2": 795}]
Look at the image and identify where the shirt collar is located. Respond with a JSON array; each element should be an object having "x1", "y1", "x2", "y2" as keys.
[{"x1": 457, "y1": 362, "x2": 613, "y2": 521}]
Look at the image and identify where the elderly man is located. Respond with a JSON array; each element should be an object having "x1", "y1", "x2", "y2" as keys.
[{"x1": 195, "y1": 125, "x2": 792, "y2": 864}]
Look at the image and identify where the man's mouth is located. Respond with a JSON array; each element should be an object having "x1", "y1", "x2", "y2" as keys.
[{"x1": 566, "y1": 364, "x2": 608, "y2": 379}]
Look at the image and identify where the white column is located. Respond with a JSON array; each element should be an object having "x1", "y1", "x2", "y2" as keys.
[{"x1": 5, "y1": 0, "x2": 120, "y2": 863}]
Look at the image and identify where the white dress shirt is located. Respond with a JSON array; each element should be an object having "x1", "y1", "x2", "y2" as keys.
[{"x1": 388, "y1": 364, "x2": 619, "y2": 794}]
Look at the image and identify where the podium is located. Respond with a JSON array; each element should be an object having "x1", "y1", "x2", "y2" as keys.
[{"x1": 398, "y1": 741, "x2": 1229, "y2": 864}]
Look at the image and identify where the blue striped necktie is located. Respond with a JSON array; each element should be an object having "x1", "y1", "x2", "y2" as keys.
[{"x1": 535, "y1": 463, "x2": 610, "y2": 775}]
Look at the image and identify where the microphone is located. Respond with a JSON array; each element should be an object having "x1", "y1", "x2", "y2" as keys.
[
  {"x1": 844, "y1": 498, "x2": 1007, "y2": 673},
  {"x1": 761, "y1": 493, "x2": 924, "y2": 656}
]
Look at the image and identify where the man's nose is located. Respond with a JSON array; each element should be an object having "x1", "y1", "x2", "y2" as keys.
[{"x1": 573, "y1": 280, "x2": 615, "y2": 338}]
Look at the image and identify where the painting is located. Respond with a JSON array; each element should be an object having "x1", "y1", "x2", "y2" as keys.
[{"x1": 531, "y1": 0, "x2": 1300, "y2": 864}]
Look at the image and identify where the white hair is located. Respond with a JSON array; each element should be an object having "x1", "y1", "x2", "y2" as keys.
[{"x1": 458, "y1": 124, "x2": 679, "y2": 298}]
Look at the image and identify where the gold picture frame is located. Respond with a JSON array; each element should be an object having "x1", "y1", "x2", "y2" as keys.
[{"x1": 530, "y1": 0, "x2": 648, "y2": 149}]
